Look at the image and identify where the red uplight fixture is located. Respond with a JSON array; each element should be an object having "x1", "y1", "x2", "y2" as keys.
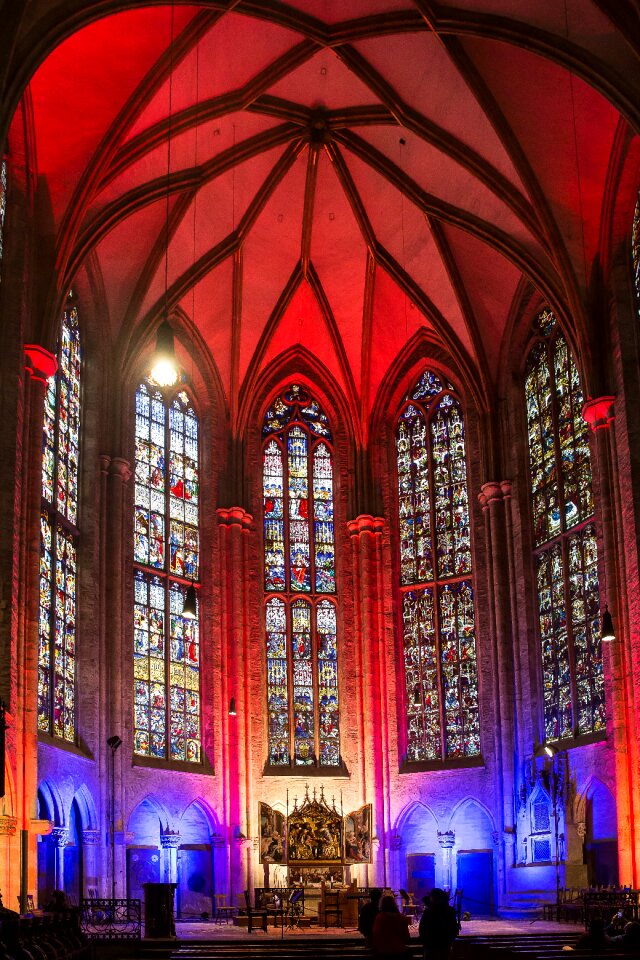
[{"x1": 229, "y1": 697, "x2": 236, "y2": 717}]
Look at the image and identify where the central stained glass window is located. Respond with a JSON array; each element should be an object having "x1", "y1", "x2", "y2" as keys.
[
  {"x1": 263, "y1": 384, "x2": 340, "y2": 768},
  {"x1": 525, "y1": 309, "x2": 604, "y2": 740},
  {"x1": 133, "y1": 381, "x2": 201, "y2": 762},
  {"x1": 396, "y1": 370, "x2": 480, "y2": 763}
]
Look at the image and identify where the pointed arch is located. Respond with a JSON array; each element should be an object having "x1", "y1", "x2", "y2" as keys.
[
  {"x1": 394, "y1": 798, "x2": 440, "y2": 835},
  {"x1": 448, "y1": 796, "x2": 496, "y2": 834},
  {"x1": 71, "y1": 784, "x2": 98, "y2": 832},
  {"x1": 127, "y1": 793, "x2": 175, "y2": 838},
  {"x1": 37, "y1": 780, "x2": 65, "y2": 827},
  {"x1": 179, "y1": 798, "x2": 219, "y2": 844}
]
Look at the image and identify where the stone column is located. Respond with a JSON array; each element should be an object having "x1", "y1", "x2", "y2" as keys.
[
  {"x1": 0, "y1": 816, "x2": 18, "y2": 909},
  {"x1": 81, "y1": 830, "x2": 100, "y2": 896},
  {"x1": 347, "y1": 515, "x2": 387, "y2": 886},
  {"x1": 51, "y1": 827, "x2": 69, "y2": 891},
  {"x1": 105, "y1": 457, "x2": 131, "y2": 897},
  {"x1": 478, "y1": 481, "x2": 516, "y2": 902},
  {"x1": 216, "y1": 508, "x2": 253, "y2": 900},
  {"x1": 582, "y1": 395, "x2": 640, "y2": 883},
  {"x1": 160, "y1": 830, "x2": 181, "y2": 885},
  {"x1": 437, "y1": 830, "x2": 455, "y2": 892}
]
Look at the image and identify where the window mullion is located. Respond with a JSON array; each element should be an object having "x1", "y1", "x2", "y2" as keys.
[
  {"x1": 283, "y1": 431, "x2": 294, "y2": 766},
  {"x1": 165, "y1": 406, "x2": 171, "y2": 760},
  {"x1": 427, "y1": 406, "x2": 446, "y2": 761}
]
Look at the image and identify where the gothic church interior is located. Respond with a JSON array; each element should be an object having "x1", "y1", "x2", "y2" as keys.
[{"x1": 0, "y1": 0, "x2": 639, "y2": 919}]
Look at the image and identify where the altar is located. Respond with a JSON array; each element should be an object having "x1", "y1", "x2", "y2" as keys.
[{"x1": 257, "y1": 785, "x2": 372, "y2": 923}]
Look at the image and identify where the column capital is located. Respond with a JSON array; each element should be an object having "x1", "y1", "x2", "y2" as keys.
[
  {"x1": 437, "y1": 829, "x2": 455, "y2": 849},
  {"x1": 24, "y1": 344, "x2": 57, "y2": 383},
  {"x1": 582, "y1": 395, "x2": 615, "y2": 432},
  {"x1": 0, "y1": 815, "x2": 17, "y2": 836},
  {"x1": 160, "y1": 830, "x2": 181, "y2": 849},
  {"x1": 478, "y1": 481, "x2": 510, "y2": 510},
  {"x1": 51, "y1": 826, "x2": 70, "y2": 847},
  {"x1": 109, "y1": 456, "x2": 131, "y2": 482},
  {"x1": 347, "y1": 515, "x2": 385, "y2": 537},
  {"x1": 216, "y1": 506, "x2": 253, "y2": 529}
]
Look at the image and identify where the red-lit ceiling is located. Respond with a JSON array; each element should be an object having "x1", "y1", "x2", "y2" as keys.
[{"x1": 13, "y1": 1, "x2": 640, "y2": 429}]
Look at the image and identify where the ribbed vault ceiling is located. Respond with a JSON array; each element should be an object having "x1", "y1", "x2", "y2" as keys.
[{"x1": 15, "y1": 0, "x2": 640, "y2": 428}]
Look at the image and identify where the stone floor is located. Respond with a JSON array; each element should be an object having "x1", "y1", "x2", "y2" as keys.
[{"x1": 174, "y1": 918, "x2": 575, "y2": 940}]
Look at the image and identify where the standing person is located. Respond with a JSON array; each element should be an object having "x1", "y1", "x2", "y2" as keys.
[
  {"x1": 371, "y1": 894, "x2": 412, "y2": 958},
  {"x1": 418, "y1": 888, "x2": 460, "y2": 960},
  {"x1": 358, "y1": 888, "x2": 382, "y2": 947}
]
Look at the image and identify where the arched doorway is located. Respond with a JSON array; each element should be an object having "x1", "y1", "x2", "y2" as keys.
[
  {"x1": 450, "y1": 801, "x2": 495, "y2": 917},
  {"x1": 126, "y1": 798, "x2": 164, "y2": 902},
  {"x1": 177, "y1": 802, "x2": 215, "y2": 919},
  {"x1": 63, "y1": 800, "x2": 83, "y2": 905},
  {"x1": 37, "y1": 788, "x2": 57, "y2": 907},
  {"x1": 399, "y1": 803, "x2": 439, "y2": 901},
  {"x1": 584, "y1": 781, "x2": 618, "y2": 887}
]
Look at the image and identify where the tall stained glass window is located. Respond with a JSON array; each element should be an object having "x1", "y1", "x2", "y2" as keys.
[
  {"x1": 0, "y1": 159, "x2": 6, "y2": 274},
  {"x1": 633, "y1": 191, "x2": 640, "y2": 307},
  {"x1": 263, "y1": 384, "x2": 340, "y2": 768},
  {"x1": 38, "y1": 304, "x2": 82, "y2": 740},
  {"x1": 396, "y1": 370, "x2": 480, "y2": 763},
  {"x1": 133, "y1": 381, "x2": 201, "y2": 762},
  {"x1": 525, "y1": 308, "x2": 604, "y2": 741}
]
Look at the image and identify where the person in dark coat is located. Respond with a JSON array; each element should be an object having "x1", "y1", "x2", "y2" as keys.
[
  {"x1": 358, "y1": 888, "x2": 382, "y2": 946},
  {"x1": 418, "y1": 888, "x2": 460, "y2": 960},
  {"x1": 371, "y1": 895, "x2": 411, "y2": 958}
]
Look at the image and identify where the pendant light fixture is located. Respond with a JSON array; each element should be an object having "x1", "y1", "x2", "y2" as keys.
[
  {"x1": 182, "y1": 581, "x2": 197, "y2": 620},
  {"x1": 150, "y1": 5, "x2": 178, "y2": 387},
  {"x1": 601, "y1": 605, "x2": 615, "y2": 642}
]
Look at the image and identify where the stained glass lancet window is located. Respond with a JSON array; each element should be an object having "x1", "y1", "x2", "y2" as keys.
[
  {"x1": 633, "y1": 191, "x2": 640, "y2": 307},
  {"x1": 396, "y1": 371, "x2": 480, "y2": 763},
  {"x1": 0, "y1": 159, "x2": 7, "y2": 275},
  {"x1": 263, "y1": 384, "x2": 340, "y2": 768},
  {"x1": 38, "y1": 304, "x2": 82, "y2": 740},
  {"x1": 525, "y1": 308, "x2": 604, "y2": 741},
  {"x1": 133, "y1": 382, "x2": 201, "y2": 762}
]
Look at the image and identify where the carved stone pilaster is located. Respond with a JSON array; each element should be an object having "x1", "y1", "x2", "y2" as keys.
[{"x1": 438, "y1": 831, "x2": 455, "y2": 891}]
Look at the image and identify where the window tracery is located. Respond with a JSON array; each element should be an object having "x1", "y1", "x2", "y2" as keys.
[
  {"x1": 263, "y1": 384, "x2": 340, "y2": 769},
  {"x1": 396, "y1": 370, "x2": 480, "y2": 763},
  {"x1": 524, "y1": 309, "x2": 604, "y2": 741},
  {"x1": 38, "y1": 304, "x2": 81, "y2": 740},
  {"x1": 133, "y1": 381, "x2": 201, "y2": 762}
]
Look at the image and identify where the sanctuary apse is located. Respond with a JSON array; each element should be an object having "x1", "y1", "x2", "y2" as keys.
[{"x1": 0, "y1": 0, "x2": 639, "y2": 922}]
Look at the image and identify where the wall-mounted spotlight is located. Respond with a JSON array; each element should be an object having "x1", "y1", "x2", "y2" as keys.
[{"x1": 229, "y1": 697, "x2": 236, "y2": 716}]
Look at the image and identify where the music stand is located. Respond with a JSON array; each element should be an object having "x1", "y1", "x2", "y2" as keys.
[{"x1": 287, "y1": 888, "x2": 304, "y2": 930}]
